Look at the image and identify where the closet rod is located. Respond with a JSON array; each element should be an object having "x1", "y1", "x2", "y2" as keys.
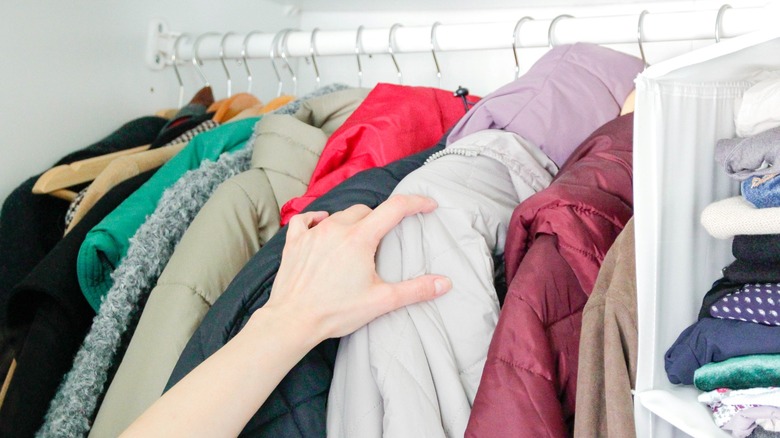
[{"x1": 147, "y1": 6, "x2": 765, "y2": 69}]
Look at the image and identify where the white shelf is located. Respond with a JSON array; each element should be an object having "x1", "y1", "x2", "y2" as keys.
[{"x1": 637, "y1": 387, "x2": 730, "y2": 438}]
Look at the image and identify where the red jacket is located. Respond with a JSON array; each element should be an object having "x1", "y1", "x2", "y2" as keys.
[
  {"x1": 279, "y1": 83, "x2": 474, "y2": 224},
  {"x1": 466, "y1": 114, "x2": 635, "y2": 437}
]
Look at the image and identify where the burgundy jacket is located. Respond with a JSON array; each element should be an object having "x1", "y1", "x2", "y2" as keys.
[{"x1": 466, "y1": 114, "x2": 635, "y2": 437}]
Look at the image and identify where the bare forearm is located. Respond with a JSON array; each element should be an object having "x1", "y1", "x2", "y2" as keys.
[{"x1": 122, "y1": 308, "x2": 319, "y2": 438}]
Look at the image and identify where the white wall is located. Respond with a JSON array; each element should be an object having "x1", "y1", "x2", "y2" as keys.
[
  {"x1": 0, "y1": 0, "x2": 297, "y2": 204},
  {"x1": 0, "y1": 0, "x2": 770, "y2": 204}
]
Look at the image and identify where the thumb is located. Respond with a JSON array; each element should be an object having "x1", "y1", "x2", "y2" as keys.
[{"x1": 379, "y1": 275, "x2": 452, "y2": 313}]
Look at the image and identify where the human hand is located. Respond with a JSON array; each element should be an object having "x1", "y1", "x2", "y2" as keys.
[
  {"x1": 123, "y1": 195, "x2": 452, "y2": 437},
  {"x1": 263, "y1": 194, "x2": 452, "y2": 342}
]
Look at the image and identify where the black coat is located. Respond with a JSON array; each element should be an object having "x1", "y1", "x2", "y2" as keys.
[
  {"x1": 166, "y1": 139, "x2": 446, "y2": 437},
  {"x1": 0, "y1": 116, "x2": 166, "y2": 309},
  {"x1": 0, "y1": 169, "x2": 157, "y2": 438}
]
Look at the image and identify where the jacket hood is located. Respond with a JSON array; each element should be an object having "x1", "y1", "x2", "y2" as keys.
[{"x1": 447, "y1": 43, "x2": 643, "y2": 167}]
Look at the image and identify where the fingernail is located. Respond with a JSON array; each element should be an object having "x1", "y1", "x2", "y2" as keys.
[{"x1": 434, "y1": 278, "x2": 451, "y2": 295}]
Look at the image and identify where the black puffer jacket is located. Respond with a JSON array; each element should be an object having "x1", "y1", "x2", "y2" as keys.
[{"x1": 166, "y1": 139, "x2": 446, "y2": 437}]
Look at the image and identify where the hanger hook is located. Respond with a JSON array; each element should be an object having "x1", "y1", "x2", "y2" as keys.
[
  {"x1": 280, "y1": 29, "x2": 298, "y2": 96},
  {"x1": 309, "y1": 28, "x2": 321, "y2": 89},
  {"x1": 241, "y1": 31, "x2": 263, "y2": 94},
  {"x1": 270, "y1": 29, "x2": 286, "y2": 98},
  {"x1": 355, "y1": 25, "x2": 365, "y2": 87},
  {"x1": 219, "y1": 32, "x2": 234, "y2": 97},
  {"x1": 388, "y1": 23, "x2": 403, "y2": 84},
  {"x1": 715, "y1": 4, "x2": 731, "y2": 43},
  {"x1": 171, "y1": 33, "x2": 191, "y2": 108},
  {"x1": 430, "y1": 22, "x2": 442, "y2": 88},
  {"x1": 512, "y1": 16, "x2": 534, "y2": 79},
  {"x1": 192, "y1": 32, "x2": 218, "y2": 87},
  {"x1": 637, "y1": 10, "x2": 649, "y2": 68},
  {"x1": 548, "y1": 15, "x2": 573, "y2": 48}
]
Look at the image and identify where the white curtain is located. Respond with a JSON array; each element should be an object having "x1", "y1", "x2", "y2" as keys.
[{"x1": 633, "y1": 28, "x2": 780, "y2": 438}]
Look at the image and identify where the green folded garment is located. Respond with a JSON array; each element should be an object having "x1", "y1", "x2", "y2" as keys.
[
  {"x1": 77, "y1": 117, "x2": 259, "y2": 311},
  {"x1": 694, "y1": 354, "x2": 780, "y2": 391}
]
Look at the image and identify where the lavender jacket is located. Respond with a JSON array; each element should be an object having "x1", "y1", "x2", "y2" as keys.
[{"x1": 447, "y1": 43, "x2": 643, "y2": 167}]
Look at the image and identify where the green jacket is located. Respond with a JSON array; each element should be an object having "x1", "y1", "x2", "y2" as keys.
[{"x1": 76, "y1": 117, "x2": 259, "y2": 311}]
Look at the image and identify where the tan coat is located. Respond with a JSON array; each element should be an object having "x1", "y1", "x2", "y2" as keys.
[{"x1": 88, "y1": 88, "x2": 369, "y2": 437}]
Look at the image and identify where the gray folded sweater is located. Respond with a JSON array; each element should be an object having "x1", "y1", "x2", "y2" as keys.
[{"x1": 715, "y1": 125, "x2": 780, "y2": 180}]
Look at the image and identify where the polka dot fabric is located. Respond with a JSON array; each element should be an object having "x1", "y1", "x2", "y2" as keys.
[{"x1": 711, "y1": 283, "x2": 780, "y2": 326}]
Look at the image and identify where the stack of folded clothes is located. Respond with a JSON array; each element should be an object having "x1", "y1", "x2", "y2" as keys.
[{"x1": 666, "y1": 75, "x2": 780, "y2": 438}]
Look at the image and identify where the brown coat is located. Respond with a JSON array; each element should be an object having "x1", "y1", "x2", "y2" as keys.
[{"x1": 574, "y1": 218, "x2": 637, "y2": 438}]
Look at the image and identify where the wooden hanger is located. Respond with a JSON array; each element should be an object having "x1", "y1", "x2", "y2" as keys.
[
  {"x1": 212, "y1": 93, "x2": 261, "y2": 123},
  {"x1": 227, "y1": 95, "x2": 295, "y2": 122},
  {"x1": 229, "y1": 103, "x2": 266, "y2": 122},
  {"x1": 32, "y1": 144, "x2": 152, "y2": 201},
  {"x1": 261, "y1": 95, "x2": 295, "y2": 113},
  {"x1": 206, "y1": 98, "x2": 226, "y2": 113},
  {"x1": 155, "y1": 108, "x2": 178, "y2": 119},
  {"x1": 33, "y1": 85, "x2": 216, "y2": 201},
  {"x1": 63, "y1": 141, "x2": 187, "y2": 233},
  {"x1": 0, "y1": 358, "x2": 15, "y2": 410}
]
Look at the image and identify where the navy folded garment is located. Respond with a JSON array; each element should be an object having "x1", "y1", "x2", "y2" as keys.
[{"x1": 665, "y1": 317, "x2": 780, "y2": 385}]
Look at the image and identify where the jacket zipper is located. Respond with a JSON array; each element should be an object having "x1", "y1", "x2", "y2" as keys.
[{"x1": 424, "y1": 147, "x2": 480, "y2": 165}]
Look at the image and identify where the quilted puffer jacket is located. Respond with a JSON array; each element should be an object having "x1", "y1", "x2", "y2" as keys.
[
  {"x1": 278, "y1": 83, "x2": 474, "y2": 224},
  {"x1": 166, "y1": 140, "x2": 446, "y2": 437},
  {"x1": 466, "y1": 113, "x2": 635, "y2": 437}
]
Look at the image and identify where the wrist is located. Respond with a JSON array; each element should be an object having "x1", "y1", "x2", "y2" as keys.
[{"x1": 246, "y1": 306, "x2": 323, "y2": 353}]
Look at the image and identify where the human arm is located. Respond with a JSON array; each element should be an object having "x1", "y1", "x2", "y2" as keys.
[{"x1": 122, "y1": 195, "x2": 452, "y2": 437}]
